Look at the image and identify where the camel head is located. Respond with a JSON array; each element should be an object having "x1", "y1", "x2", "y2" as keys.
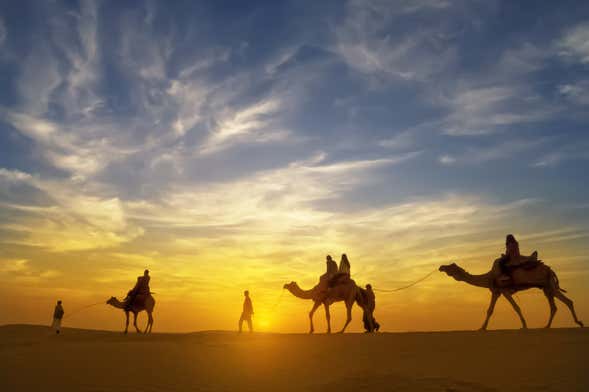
[
  {"x1": 439, "y1": 263, "x2": 466, "y2": 281},
  {"x1": 106, "y1": 296, "x2": 117, "y2": 305},
  {"x1": 283, "y1": 281, "x2": 297, "y2": 290}
]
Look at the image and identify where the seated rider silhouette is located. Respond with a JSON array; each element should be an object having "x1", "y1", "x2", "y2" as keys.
[
  {"x1": 125, "y1": 269, "x2": 151, "y2": 310},
  {"x1": 328, "y1": 253, "x2": 351, "y2": 287},
  {"x1": 499, "y1": 235, "x2": 538, "y2": 281},
  {"x1": 320, "y1": 255, "x2": 338, "y2": 283}
]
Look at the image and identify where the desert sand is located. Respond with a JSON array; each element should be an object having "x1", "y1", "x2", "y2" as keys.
[{"x1": 0, "y1": 324, "x2": 586, "y2": 391}]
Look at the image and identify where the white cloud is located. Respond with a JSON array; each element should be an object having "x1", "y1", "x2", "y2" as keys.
[
  {"x1": 559, "y1": 83, "x2": 589, "y2": 105},
  {"x1": 438, "y1": 155, "x2": 456, "y2": 165},
  {"x1": 438, "y1": 139, "x2": 546, "y2": 166},
  {"x1": 441, "y1": 86, "x2": 550, "y2": 136},
  {"x1": 532, "y1": 141, "x2": 589, "y2": 168},
  {"x1": 334, "y1": 0, "x2": 458, "y2": 81},
  {"x1": 200, "y1": 97, "x2": 289, "y2": 154},
  {"x1": 558, "y1": 22, "x2": 589, "y2": 64},
  {"x1": 0, "y1": 168, "x2": 33, "y2": 182},
  {"x1": 126, "y1": 151, "x2": 419, "y2": 231}
]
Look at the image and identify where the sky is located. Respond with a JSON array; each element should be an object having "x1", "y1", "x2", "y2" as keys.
[{"x1": 0, "y1": 0, "x2": 588, "y2": 333}]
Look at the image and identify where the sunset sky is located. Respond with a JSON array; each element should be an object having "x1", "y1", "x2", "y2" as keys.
[{"x1": 1, "y1": 0, "x2": 588, "y2": 333}]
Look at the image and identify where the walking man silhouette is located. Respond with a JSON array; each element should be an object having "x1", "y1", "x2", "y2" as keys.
[
  {"x1": 239, "y1": 290, "x2": 254, "y2": 333},
  {"x1": 51, "y1": 300, "x2": 64, "y2": 334}
]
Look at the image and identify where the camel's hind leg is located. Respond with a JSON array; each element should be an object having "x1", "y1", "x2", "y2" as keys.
[
  {"x1": 480, "y1": 291, "x2": 500, "y2": 331},
  {"x1": 323, "y1": 303, "x2": 331, "y2": 334},
  {"x1": 124, "y1": 311, "x2": 130, "y2": 334},
  {"x1": 133, "y1": 312, "x2": 141, "y2": 333},
  {"x1": 308, "y1": 301, "x2": 321, "y2": 334},
  {"x1": 543, "y1": 289, "x2": 557, "y2": 328},
  {"x1": 554, "y1": 290, "x2": 584, "y2": 327},
  {"x1": 144, "y1": 311, "x2": 153, "y2": 334},
  {"x1": 503, "y1": 293, "x2": 528, "y2": 329},
  {"x1": 338, "y1": 301, "x2": 353, "y2": 334}
]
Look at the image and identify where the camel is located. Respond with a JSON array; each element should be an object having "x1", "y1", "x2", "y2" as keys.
[
  {"x1": 284, "y1": 277, "x2": 365, "y2": 334},
  {"x1": 106, "y1": 295, "x2": 155, "y2": 334},
  {"x1": 439, "y1": 259, "x2": 583, "y2": 330}
]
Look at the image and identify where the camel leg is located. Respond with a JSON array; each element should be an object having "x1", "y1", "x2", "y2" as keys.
[
  {"x1": 542, "y1": 290, "x2": 557, "y2": 328},
  {"x1": 144, "y1": 311, "x2": 153, "y2": 334},
  {"x1": 308, "y1": 301, "x2": 321, "y2": 334},
  {"x1": 124, "y1": 311, "x2": 129, "y2": 334},
  {"x1": 148, "y1": 312, "x2": 154, "y2": 333},
  {"x1": 133, "y1": 312, "x2": 141, "y2": 333},
  {"x1": 324, "y1": 303, "x2": 331, "y2": 334},
  {"x1": 480, "y1": 291, "x2": 500, "y2": 331},
  {"x1": 338, "y1": 302, "x2": 353, "y2": 334},
  {"x1": 554, "y1": 290, "x2": 584, "y2": 327},
  {"x1": 503, "y1": 293, "x2": 528, "y2": 329}
]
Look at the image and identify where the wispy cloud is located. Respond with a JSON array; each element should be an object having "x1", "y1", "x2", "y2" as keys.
[
  {"x1": 441, "y1": 86, "x2": 551, "y2": 136},
  {"x1": 334, "y1": 0, "x2": 458, "y2": 81},
  {"x1": 558, "y1": 22, "x2": 589, "y2": 64},
  {"x1": 200, "y1": 97, "x2": 289, "y2": 154},
  {"x1": 438, "y1": 138, "x2": 547, "y2": 166}
]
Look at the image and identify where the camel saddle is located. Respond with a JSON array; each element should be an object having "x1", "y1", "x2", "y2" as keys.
[
  {"x1": 502, "y1": 251, "x2": 543, "y2": 273},
  {"x1": 125, "y1": 293, "x2": 150, "y2": 308},
  {"x1": 328, "y1": 272, "x2": 351, "y2": 288}
]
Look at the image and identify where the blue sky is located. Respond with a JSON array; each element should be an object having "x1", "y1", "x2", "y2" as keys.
[{"x1": 0, "y1": 0, "x2": 589, "y2": 331}]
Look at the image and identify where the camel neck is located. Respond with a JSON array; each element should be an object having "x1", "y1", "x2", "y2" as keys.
[
  {"x1": 460, "y1": 271, "x2": 493, "y2": 288},
  {"x1": 110, "y1": 299, "x2": 126, "y2": 309},
  {"x1": 287, "y1": 284, "x2": 316, "y2": 300}
]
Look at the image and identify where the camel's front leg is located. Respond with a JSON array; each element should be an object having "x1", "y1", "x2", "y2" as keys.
[
  {"x1": 503, "y1": 293, "x2": 527, "y2": 329},
  {"x1": 480, "y1": 291, "x2": 500, "y2": 331},
  {"x1": 124, "y1": 311, "x2": 129, "y2": 334},
  {"x1": 338, "y1": 301, "x2": 353, "y2": 334},
  {"x1": 133, "y1": 312, "x2": 141, "y2": 333},
  {"x1": 308, "y1": 301, "x2": 321, "y2": 334},
  {"x1": 323, "y1": 303, "x2": 331, "y2": 334},
  {"x1": 542, "y1": 290, "x2": 557, "y2": 328}
]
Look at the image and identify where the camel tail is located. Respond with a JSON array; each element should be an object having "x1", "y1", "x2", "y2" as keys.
[{"x1": 550, "y1": 268, "x2": 567, "y2": 293}]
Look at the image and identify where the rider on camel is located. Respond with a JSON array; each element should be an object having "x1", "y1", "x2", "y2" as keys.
[
  {"x1": 499, "y1": 235, "x2": 538, "y2": 281},
  {"x1": 125, "y1": 269, "x2": 151, "y2": 310},
  {"x1": 321, "y1": 255, "x2": 338, "y2": 282}
]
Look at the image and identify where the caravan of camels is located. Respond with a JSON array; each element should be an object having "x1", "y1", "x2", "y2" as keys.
[{"x1": 106, "y1": 234, "x2": 584, "y2": 334}]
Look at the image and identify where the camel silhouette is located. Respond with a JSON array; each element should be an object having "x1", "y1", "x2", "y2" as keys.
[
  {"x1": 284, "y1": 279, "x2": 364, "y2": 334},
  {"x1": 439, "y1": 259, "x2": 584, "y2": 330},
  {"x1": 107, "y1": 295, "x2": 155, "y2": 334}
]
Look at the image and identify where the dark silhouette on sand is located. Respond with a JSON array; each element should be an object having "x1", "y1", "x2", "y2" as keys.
[
  {"x1": 107, "y1": 270, "x2": 155, "y2": 333},
  {"x1": 107, "y1": 295, "x2": 155, "y2": 334},
  {"x1": 358, "y1": 284, "x2": 379, "y2": 332},
  {"x1": 125, "y1": 269, "x2": 151, "y2": 311},
  {"x1": 238, "y1": 290, "x2": 254, "y2": 333},
  {"x1": 51, "y1": 300, "x2": 64, "y2": 334},
  {"x1": 439, "y1": 235, "x2": 584, "y2": 330},
  {"x1": 284, "y1": 253, "x2": 369, "y2": 333}
]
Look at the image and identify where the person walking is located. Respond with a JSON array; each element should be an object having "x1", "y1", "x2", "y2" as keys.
[
  {"x1": 51, "y1": 300, "x2": 64, "y2": 334},
  {"x1": 238, "y1": 290, "x2": 254, "y2": 333}
]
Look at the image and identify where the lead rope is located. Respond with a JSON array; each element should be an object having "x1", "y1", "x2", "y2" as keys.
[
  {"x1": 372, "y1": 268, "x2": 438, "y2": 293},
  {"x1": 62, "y1": 301, "x2": 104, "y2": 320}
]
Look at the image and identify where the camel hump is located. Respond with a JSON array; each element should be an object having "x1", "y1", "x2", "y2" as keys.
[{"x1": 327, "y1": 273, "x2": 354, "y2": 288}]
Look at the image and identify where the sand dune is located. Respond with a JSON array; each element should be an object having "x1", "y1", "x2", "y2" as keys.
[{"x1": 0, "y1": 324, "x2": 586, "y2": 391}]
